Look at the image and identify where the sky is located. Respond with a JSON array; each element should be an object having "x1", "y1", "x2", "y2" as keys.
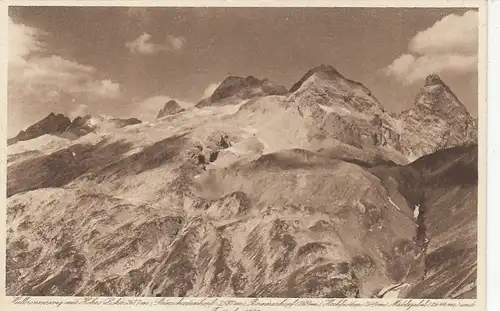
[{"x1": 7, "y1": 7, "x2": 479, "y2": 137}]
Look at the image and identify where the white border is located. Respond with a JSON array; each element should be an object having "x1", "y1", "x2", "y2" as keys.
[
  {"x1": 0, "y1": 1, "x2": 489, "y2": 310},
  {"x1": 487, "y1": 1, "x2": 498, "y2": 311}
]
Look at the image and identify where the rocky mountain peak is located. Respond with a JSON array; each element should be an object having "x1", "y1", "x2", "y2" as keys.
[
  {"x1": 424, "y1": 73, "x2": 446, "y2": 87},
  {"x1": 211, "y1": 75, "x2": 286, "y2": 101},
  {"x1": 7, "y1": 113, "x2": 72, "y2": 145},
  {"x1": 64, "y1": 114, "x2": 97, "y2": 138},
  {"x1": 165, "y1": 99, "x2": 180, "y2": 107},
  {"x1": 413, "y1": 75, "x2": 470, "y2": 118},
  {"x1": 157, "y1": 100, "x2": 185, "y2": 118},
  {"x1": 397, "y1": 75, "x2": 476, "y2": 159},
  {"x1": 196, "y1": 75, "x2": 287, "y2": 108},
  {"x1": 290, "y1": 64, "x2": 344, "y2": 93},
  {"x1": 6, "y1": 65, "x2": 479, "y2": 299}
]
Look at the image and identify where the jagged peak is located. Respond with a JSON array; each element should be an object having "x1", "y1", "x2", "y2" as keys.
[
  {"x1": 7, "y1": 112, "x2": 73, "y2": 145},
  {"x1": 163, "y1": 99, "x2": 181, "y2": 108},
  {"x1": 418, "y1": 74, "x2": 467, "y2": 109},
  {"x1": 424, "y1": 74, "x2": 447, "y2": 87},
  {"x1": 400, "y1": 74, "x2": 472, "y2": 125},
  {"x1": 290, "y1": 64, "x2": 345, "y2": 93},
  {"x1": 45, "y1": 112, "x2": 69, "y2": 120},
  {"x1": 217, "y1": 75, "x2": 269, "y2": 89},
  {"x1": 207, "y1": 74, "x2": 286, "y2": 103},
  {"x1": 72, "y1": 114, "x2": 92, "y2": 121},
  {"x1": 157, "y1": 99, "x2": 184, "y2": 118},
  {"x1": 310, "y1": 64, "x2": 342, "y2": 75}
]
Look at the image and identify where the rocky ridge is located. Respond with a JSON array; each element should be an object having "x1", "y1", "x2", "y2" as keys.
[
  {"x1": 157, "y1": 100, "x2": 185, "y2": 119},
  {"x1": 8, "y1": 114, "x2": 143, "y2": 146},
  {"x1": 6, "y1": 64, "x2": 478, "y2": 298},
  {"x1": 196, "y1": 76, "x2": 288, "y2": 108},
  {"x1": 397, "y1": 74, "x2": 477, "y2": 160}
]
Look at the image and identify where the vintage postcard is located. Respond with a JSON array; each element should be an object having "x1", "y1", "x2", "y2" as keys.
[{"x1": 0, "y1": 0, "x2": 487, "y2": 310}]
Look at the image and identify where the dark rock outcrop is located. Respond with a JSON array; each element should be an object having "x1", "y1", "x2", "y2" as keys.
[
  {"x1": 157, "y1": 100, "x2": 185, "y2": 119},
  {"x1": 109, "y1": 118, "x2": 142, "y2": 128},
  {"x1": 370, "y1": 145, "x2": 478, "y2": 298},
  {"x1": 397, "y1": 74, "x2": 477, "y2": 159},
  {"x1": 6, "y1": 64, "x2": 479, "y2": 299},
  {"x1": 64, "y1": 115, "x2": 96, "y2": 138},
  {"x1": 196, "y1": 76, "x2": 287, "y2": 108},
  {"x1": 8, "y1": 113, "x2": 72, "y2": 145}
]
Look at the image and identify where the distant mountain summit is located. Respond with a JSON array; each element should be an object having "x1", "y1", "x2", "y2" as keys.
[
  {"x1": 8, "y1": 113, "x2": 72, "y2": 145},
  {"x1": 229, "y1": 65, "x2": 476, "y2": 164},
  {"x1": 290, "y1": 64, "x2": 344, "y2": 93},
  {"x1": 157, "y1": 100, "x2": 185, "y2": 119},
  {"x1": 289, "y1": 64, "x2": 385, "y2": 114},
  {"x1": 8, "y1": 112, "x2": 144, "y2": 145},
  {"x1": 6, "y1": 65, "x2": 479, "y2": 299},
  {"x1": 196, "y1": 76, "x2": 287, "y2": 108},
  {"x1": 63, "y1": 115, "x2": 96, "y2": 139},
  {"x1": 398, "y1": 74, "x2": 477, "y2": 159}
]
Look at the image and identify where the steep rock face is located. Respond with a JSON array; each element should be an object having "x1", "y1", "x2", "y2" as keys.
[
  {"x1": 8, "y1": 113, "x2": 72, "y2": 145},
  {"x1": 63, "y1": 115, "x2": 97, "y2": 139},
  {"x1": 7, "y1": 143, "x2": 423, "y2": 297},
  {"x1": 227, "y1": 65, "x2": 408, "y2": 165},
  {"x1": 370, "y1": 145, "x2": 478, "y2": 299},
  {"x1": 157, "y1": 100, "x2": 185, "y2": 119},
  {"x1": 284, "y1": 68, "x2": 477, "y2": 162},
  {"x1": 397, "y1": 74, "x2": 477, "y2": 160},
  {"x1": 7, "y1": 137, "x2": 475, "y2": 298},
  {"x1": 196, "y1": 76, "x2": 287, "y2": 108},
  {"x1": 6, "y1": 64, "x2": 478, "y2": 298},
  {"x1": 403, "y1": 146, "x2": 477, "y2": 299},
  {"x1": 7, "y1": 113, "x2": 111, "y2": 145}
]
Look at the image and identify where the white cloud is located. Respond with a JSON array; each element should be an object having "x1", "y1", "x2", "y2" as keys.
[
  {"x1": 88, "y1": 79, "x2": 121, "y2": 98},
  {"x1": 125, "y1": 8, "x2": 151, "y2": 24},
  {"x1": 126, "y1": 32, "x2": 186, "y2": 55},
  {"x1": 10, "y1": 54, "x2": 120, "y2": 99},
  {"x1": 69, "y1": 103, "x2": 89, "y2": 119},
  {"x1": 383, "y1": 10, "x2": 478, "y2": 84},
  {"x1": 9, "y1": 17, "x2": 120, "y2": 99},
  {"x1": 8, "y1": 17, "x2": 121, "y2": 134},
  {"x1": 201, "y1": 82, "x2": 221, "y2": 99},
  {"x1": 409, "y1": 10, "x2": 478, "y2": 55},
  {"x1": 8, "y1": 17, "x2": 45, "y2": 66},
  {"x1": 168, "y1": 35, "x2": 186, "y2": 51}
]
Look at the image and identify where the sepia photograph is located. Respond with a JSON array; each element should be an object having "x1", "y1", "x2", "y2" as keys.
[{"x1": 5, "y1": 5, "x2": 480, "y2": 300}]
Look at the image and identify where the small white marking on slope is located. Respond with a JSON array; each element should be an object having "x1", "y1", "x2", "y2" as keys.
[
  {"x1": 317, "y1": 103, "x2": 351, "y2": 115},
  {"x1": 387, "y1": 196, "x2": 401, "y2": 211},
  {"x1": 414, "y1": 204, "x2": 420, "y2": 219}
]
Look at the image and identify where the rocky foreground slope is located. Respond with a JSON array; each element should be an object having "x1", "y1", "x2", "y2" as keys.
[{"x1": 6, "y1": 65, "x2": 477, "y2": 298}]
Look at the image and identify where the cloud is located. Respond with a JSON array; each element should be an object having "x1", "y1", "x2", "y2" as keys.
[
  {"x1": 9, "y1": 17, "x2": 121, "y2": 99},
  {"x1": 8, "y1": 17, "x2": 45, "y2": 66},
  {"x1": 10, "y1": 54, "x2": 121, "y2": 99},
  {"x1": 88, "y1": 79, "x2": 121, "y2": 98},
  {"x1": 8, "y1": 17, "x2": 121, "y2": 134},
  {"x1": 69, "y1": 103, "x2": 89, "y2": 119},
  {"x1": 168, "y1": 35, "x2": 186, "y2": 50},
  {"x1": 126, "y1": 32, "x2": 186, "y2": 55},
  {"x1": 383, "y1": 10, "x2": 478, "y2": 84},
  {"x1": 408, "y1": 10, "x2": 478, "y2": 55},
  {"x1": 201, "y1": 82, "x2": 221, "y2": 99},
  {"x1": 125, "y1": 8, "x2": 151, "y2": 24}
]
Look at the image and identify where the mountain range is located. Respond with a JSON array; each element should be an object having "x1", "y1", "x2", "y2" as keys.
[{"x1": 6, "y1": 64, "x2": 478, "y2": 298}]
